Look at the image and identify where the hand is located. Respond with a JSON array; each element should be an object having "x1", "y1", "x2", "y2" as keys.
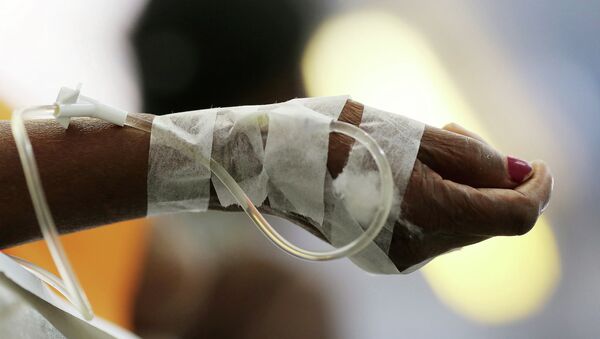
[{"x1": 388, "y1": 123, "x2": 553, "y2": 271}]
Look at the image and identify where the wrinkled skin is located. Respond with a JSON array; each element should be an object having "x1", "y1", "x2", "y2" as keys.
[{"x1": 388, "y1": 123, "x2": 553, "y2": 271}]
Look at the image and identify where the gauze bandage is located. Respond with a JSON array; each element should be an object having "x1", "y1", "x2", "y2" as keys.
[{"x1": 148, "y1": 97, "x2": 424, "y2": 274}]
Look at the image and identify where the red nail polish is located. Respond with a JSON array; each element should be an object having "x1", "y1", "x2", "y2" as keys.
[{"x1": 507, "y1": 156, "x2": 532, "y2": 183}]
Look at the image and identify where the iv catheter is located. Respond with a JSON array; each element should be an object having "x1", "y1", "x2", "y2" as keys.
[{"x1": 9, "y1": 86, "x2": 394, "y2": 320}]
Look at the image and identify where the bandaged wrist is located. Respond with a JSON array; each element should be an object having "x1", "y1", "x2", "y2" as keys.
[{"x1": 147, "y1": 97, "x2": 424, "y2": 274}]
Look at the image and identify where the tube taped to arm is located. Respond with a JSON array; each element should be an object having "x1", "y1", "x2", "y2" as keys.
[
  {"x1": 147, "y1": 97, "x2": 424, "y2": 274},
  {"x1": 211, "y1": 96, "x2": 349, "y2": 210},
  {"x1": 330, "y1": 106, "x2": 424, "y2": 273},
  {"x1": 263, "y1": 103, "x2": 332, "y2": 224},
  {"x1": 148, "y1": 108, "x2": 218, "y2": 215}
]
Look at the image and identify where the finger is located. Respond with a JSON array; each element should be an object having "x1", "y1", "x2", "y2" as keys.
[
  {"x1": 401, "y1": 160, "x2": 501, "y2": 240},
  {"x1": 444, "y1": 123, "x2": 535, "y2": 184},
  {"x1": 401, "y1": 159, "x2": 552, "y2": 239},
  {"x1": 460, "y1": 160, "x2": 553, "y2": 236},
  {"x1": 401, "y1": 160, "x2": 471, "y2": 234},
  {"x1": 442, "y1": 122, "x2": 487, "y2": 144},
  {"x1": 418, "y1": 125, "x2": 532, "y2": 189},
  {"x1": 515, "y1": 160, "x2": 553, "y2": 214}
]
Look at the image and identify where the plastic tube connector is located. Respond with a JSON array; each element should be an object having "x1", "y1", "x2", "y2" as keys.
[{"x1": 54, "y1": 86, "x2": 128, "y2": 128}]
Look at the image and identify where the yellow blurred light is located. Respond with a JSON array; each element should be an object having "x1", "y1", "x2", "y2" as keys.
[
  {"x1": 422, "y1": 219, "x2": 560, "y2": 324},
  {"x1": 0, "y1": 100, "x2": 10, "y2": 119},
  {"x1": 302, "y1": 9, "x2": 560, "y2": 324},
  {"x1": 302, "y1": 10, "x2": 479, "y2": 130}
]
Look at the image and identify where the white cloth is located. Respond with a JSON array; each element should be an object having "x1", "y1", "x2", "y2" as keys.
[{"x1": 0, "y1": 253, "x2": 137, "y2": 338}]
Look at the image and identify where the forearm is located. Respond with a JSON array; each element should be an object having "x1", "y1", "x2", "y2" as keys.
[
  {"x1": 0, "y1": 101, "x2": 362, "y2": 248},
  {"x1": 0, "y1": 115, "x2": 151, "y2": 247}
]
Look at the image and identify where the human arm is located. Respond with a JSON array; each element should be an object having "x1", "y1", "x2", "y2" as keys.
[{"x1": 0, "y1": 101, "x2": 553, "y2": 272}]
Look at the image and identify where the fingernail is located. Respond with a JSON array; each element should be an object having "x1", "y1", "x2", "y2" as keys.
[{"x1": 507, "y1": 156, "x2": 532, "y2": 183}]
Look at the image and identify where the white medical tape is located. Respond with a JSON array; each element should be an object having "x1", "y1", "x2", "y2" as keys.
[
  {"x1": 147, "y1": 98, "x2": 425, "y2": 274},
  {"x1": 263, "y1": 103, "x2": 332, "y2": 224},
  {"x1": 148, "y1": 98, "x2": 345, "y2": 222},
  {"x1": 147, "y1": 108, "x2": 218, "y2": 215},
  {"x1": 290, "y1": 95, "x2": 349, "y2": 119},
  {"x1": 211, "y1": 107, "x2": 269, "y2": 207},
  {"x1": 331, "y1": 105, "x2": 424, "y2": 273},
  {"x1": 210, "y1": 96, "x2": 348, "y2": 221}
]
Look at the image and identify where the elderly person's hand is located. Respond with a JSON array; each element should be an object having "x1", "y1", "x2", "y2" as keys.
[
  {"x1": 322, "y1": 100, "x2": 553, "y2": 272},
  {"x1": 387, "y1": 124, "x2": 553, "y2": 271}
]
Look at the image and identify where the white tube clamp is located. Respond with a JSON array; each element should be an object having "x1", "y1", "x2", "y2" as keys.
[{"x1": 54, "y1": 86, "x2": 128, "y2": 128}]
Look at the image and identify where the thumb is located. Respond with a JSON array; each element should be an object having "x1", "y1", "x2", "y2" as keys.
[{"x1": 417, "y1": 124, "x2": 532, "y2": 188}]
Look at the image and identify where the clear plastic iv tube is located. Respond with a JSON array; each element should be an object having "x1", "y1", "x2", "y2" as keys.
[
  {"x1": 129, "y1": 114, "x2": 395, "y2": 261},
  {"x1": 11, "y1": 105, "x2": 94, "y2": 320},
  {"x1": 9, "y1": 106, "x2": 393, "y2": 321},
  {"x1": 8, "y1": 254, "x2": 72, "y2": 303},
  {"x1": 125, "y1": 114, "x2": 152, "y2": 133}
]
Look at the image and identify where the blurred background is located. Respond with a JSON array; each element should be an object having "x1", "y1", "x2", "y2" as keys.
[{"x1": 0, "y1": 0, "x2": 598, "y2": 337}]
